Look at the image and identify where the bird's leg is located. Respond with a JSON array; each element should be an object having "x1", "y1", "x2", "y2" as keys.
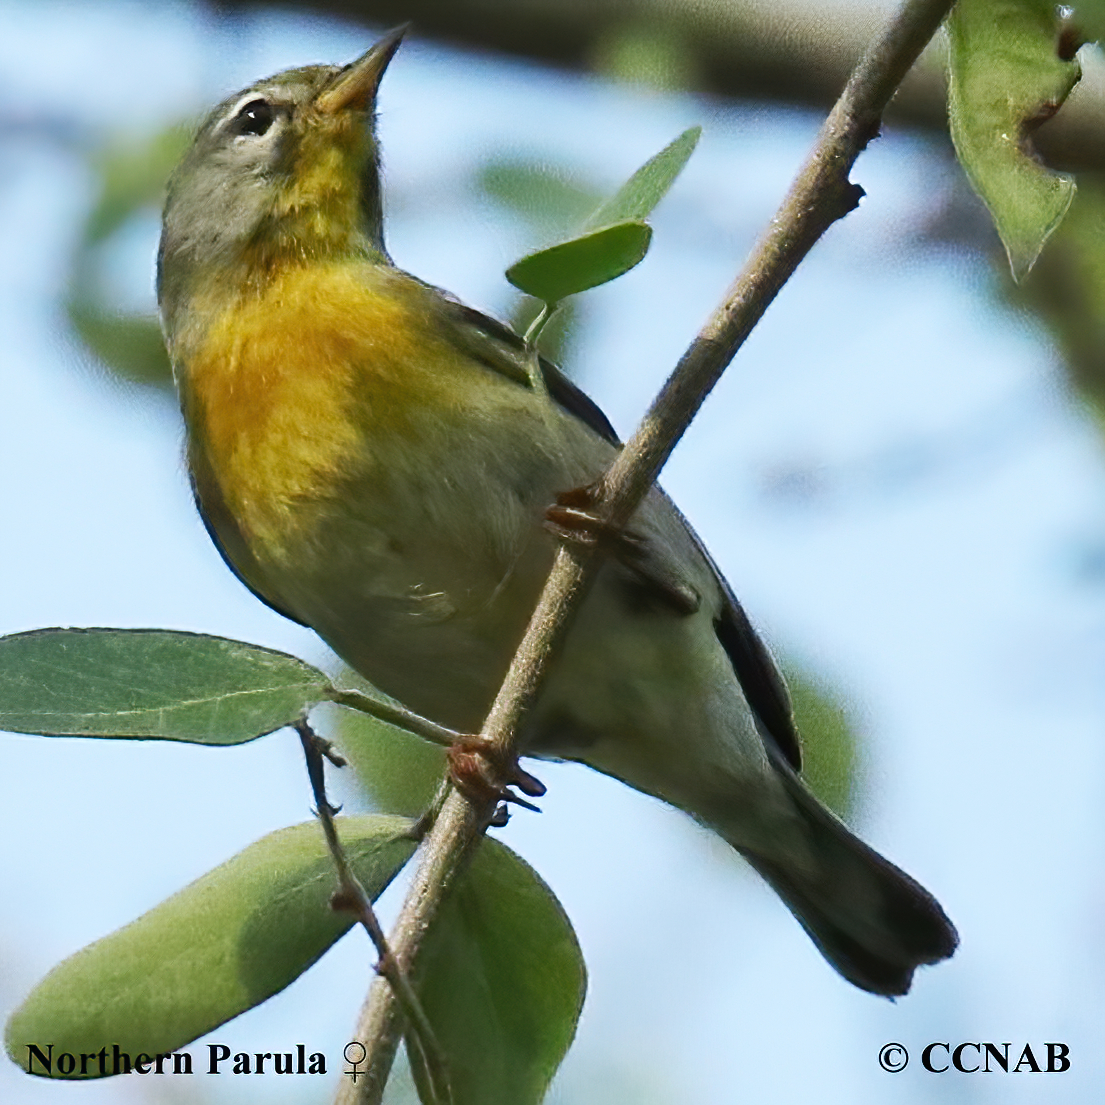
[
  {"x1": 446, "y1": 735, "x2": 547, "y2": 813},
  {"x1": 545, "y1": 484, "x2": 701, "y2": 615}
]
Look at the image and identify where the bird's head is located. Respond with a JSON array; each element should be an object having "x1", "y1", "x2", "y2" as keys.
[{"x1": 158, "y1": 26, "x2": 405, "y2": 335}]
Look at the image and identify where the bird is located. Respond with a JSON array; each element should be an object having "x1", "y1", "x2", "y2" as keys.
[{"x1": 157, "y1": 27, "x2": 957, "y2": 997}]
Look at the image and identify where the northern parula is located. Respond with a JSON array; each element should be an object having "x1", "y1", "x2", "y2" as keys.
[{"x1": 157, "y1": 29, "x2": 956, "y2": 995}]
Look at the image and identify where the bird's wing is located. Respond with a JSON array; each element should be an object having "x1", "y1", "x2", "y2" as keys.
[
  {"x1": 663, "y1": 495, "x2": 802, "y2": 770},
  {"x1": 440, "y1": 300, "x2": 623, "y2": 443},
  {"x1": 441, "y1": 299, "x2": 802, "y2": 771}
]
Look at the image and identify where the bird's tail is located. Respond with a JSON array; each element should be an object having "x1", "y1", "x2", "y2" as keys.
[{"x1": 734, "y1": 754, "x2": 958, "y2": 996}]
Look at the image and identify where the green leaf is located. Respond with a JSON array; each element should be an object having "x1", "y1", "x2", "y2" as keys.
[
  {"x1": 1072, "y1": 2, "x2": 1105, "y2": 44},
  {"x1": 506, "y1": 220, "x2": 652, "y2": 305},
  {"x1": 479, "y1": 159, "x2": 599, "y2": 236},
  {"x1": 0, "y1": 628, "x2": 330, "y2": 744},
  {"x1": 592, "y1": 24, "x2": 698, "y2": 92},
  {"x1": 67, "y1": 304, "x2": 172, "y2": 388},
  {"x1": 785, "y1": 667, "x2": 858, "y2": 820},
  {"x1": 81, "y1": 126, "x2": 193, "y2": 248},
  {"x1": 5, "y1": 823, "x2": 584, "y2": 1096},
  {"x1": 330, "y1": 671, "x2": 446, "y2": 817},
  {"x1": 66, "y1": 125, "x2": 193, "y2": 391},
  {"x1": 501, "y1": 127, "x2": 699, "y2": 310},
  {"x1": 584, "y1": 126, "x2": 701, "y2": 231},
  {"x1": 1012, "y1": 179, "x2": 1105, "y2": 422},
  {"x1": 948, "y1": 0, "x2": 1081, "y2": 281},
  {"x1": 5, "y1": 816, "x2": 417, "y2": 1077},
  {"x1": 412, "y1": 838, "x2": 586, "y2": 1105}
]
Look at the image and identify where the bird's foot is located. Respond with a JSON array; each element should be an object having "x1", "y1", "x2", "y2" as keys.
[
  {"x1": 447, "y1": 735, "x2": 547, "y2": 813},
  {"x1": 545, "y1": 484, "x2": 700, "y2": 615},
  {"x1": 543, "y1": 484, "x2": 643, "y2": 553}
]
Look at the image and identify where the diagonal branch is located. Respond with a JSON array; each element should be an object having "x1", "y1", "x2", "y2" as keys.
[{"x1": 336, "y1": 1, "x2": 957, "y2": 1101}]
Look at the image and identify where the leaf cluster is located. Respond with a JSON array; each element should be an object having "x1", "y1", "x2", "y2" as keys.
[{"x1": 0, "y1": 631, "x2": 584, "y2": 1104}]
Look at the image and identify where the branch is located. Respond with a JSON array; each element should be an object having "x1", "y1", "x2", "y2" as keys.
[
  {"x1": 294, "y1": 721, "x2": 451, "y2": 1105},
  {"x1": 328, "y1": 686, "x2": 461, "y2": 748},
  {"x1": 337, "y1": 0, "x2": 956, "y2": 1100}
]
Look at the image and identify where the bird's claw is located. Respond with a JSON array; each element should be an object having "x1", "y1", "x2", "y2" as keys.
[
  {"x1": 545, "y1": 484, "x2": 700, "y2": 615},
  {"x1": 544, "y1": 484, "x2": 646, "y2": 553},
  {"x1": 447, "y1": 736, "x2": 546, "y2": 814}
]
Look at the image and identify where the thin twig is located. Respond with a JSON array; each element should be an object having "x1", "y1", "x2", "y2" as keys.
[
  {"x1": 294, "y1": 720, "x2": 452, "y2": 1105},
  {"x1": 338, "y1": 1, "x2": 957, "y2": 1101},
  {"x1": 327, "y1": 687, "x2": 461, "y2": 748}
]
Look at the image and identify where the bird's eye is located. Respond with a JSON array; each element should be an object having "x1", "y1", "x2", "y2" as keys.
[{"x1": 234, "y1": 99, "x2": 274, "y2": 137}]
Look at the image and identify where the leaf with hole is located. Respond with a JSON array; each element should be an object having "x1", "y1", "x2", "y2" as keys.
[
  {"x1": 5, "y1": 816, "x2": 417, "y2": 1077},
  {"x1": 947, "y1": 0, "x2": 1080, "y2": 281}
]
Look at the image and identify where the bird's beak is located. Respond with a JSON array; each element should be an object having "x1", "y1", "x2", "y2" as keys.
[{"x1": 316, "y1": 24, "x2": 408, "y2": 114}]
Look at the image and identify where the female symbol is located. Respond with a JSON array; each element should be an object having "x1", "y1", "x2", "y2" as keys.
[{"x1": 343, "y1": 1041, "x2": 367, "y2": 1082}]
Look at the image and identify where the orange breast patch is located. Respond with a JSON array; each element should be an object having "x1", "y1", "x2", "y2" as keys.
[{"x1": 185, "y1": 261, "x2": 445, "y2": 553}]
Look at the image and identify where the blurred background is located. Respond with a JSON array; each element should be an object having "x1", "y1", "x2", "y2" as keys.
[{"x1": 3, "y1": 0, "x2": 1105, "y2": 1102}]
